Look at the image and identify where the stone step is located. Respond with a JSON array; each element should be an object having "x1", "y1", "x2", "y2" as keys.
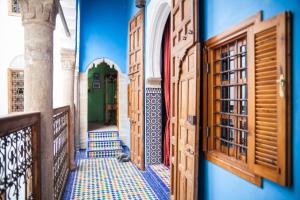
[
  {"x1": 88, "y1": 140, "x2": 122, "y2": 150},
  {"x1": 88, "y1": 131, "x2": 119, "y2": 140},
  {"x1": 87, "y1": 149, "x2": 122, "y2": 158},
  {"x1": 87, "y1": 130, "x2": 122, "y2": 158},
  {"x1": 88, "y1": 136, "x2": 119, "y2": 141}
]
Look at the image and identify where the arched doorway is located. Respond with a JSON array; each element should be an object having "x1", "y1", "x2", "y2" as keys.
[
  {"x1": 143, "y1": 0, "x2": 171, "y2": 196},
  {"x1": 145, "y1": 0, "x2": 171, "y2": 166},
  {"x1": 79, "y1": 58, "x2": 130, "y2": 149},
  {"x1": 88, "y1": 61, "x2": 118, "y2": 130}
]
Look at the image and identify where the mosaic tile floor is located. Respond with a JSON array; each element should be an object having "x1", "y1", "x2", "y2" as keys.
[
  {"x1": 63, "y1": 150, "x2": 85, "y2": 200},
  {"x1": 148, "y1": 165, "x2": 170, "y2": 188},
  {"x1": 141, "y1": 164, "x2": 170, "y2": 200},
  {"x1": 71, "y1": 158, "x2": 159, "y2": 200}
]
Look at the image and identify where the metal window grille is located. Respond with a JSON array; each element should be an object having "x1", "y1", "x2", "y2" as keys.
[{"x1": 213, "y1": 36, "x2": 248, "y2": 162}]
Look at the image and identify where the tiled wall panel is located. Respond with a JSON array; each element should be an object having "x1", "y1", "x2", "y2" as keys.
[{"x1": 146, "y1": 88, "x2": 163, "y2": 165}]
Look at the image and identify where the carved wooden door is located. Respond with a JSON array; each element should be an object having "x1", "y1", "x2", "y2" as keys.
[
  {"x1": 170, "y1": 0, "x2": 199, "y2": 199},
  {"x1": 128, "y1": 10, "x2": 145, "y2": 170},
  {"x1": 171, "y1": 0, "x2": 199, "y2": 53}
]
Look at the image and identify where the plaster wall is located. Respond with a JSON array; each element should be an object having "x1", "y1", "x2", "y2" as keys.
[
  {"x1": 78, "y1": 0, "x2": 129, "y2": 73},
  {"x1": 0, "y1": 0, "x2": 76, "y2": 114},
  {"x1": 0, "y1": 0, "x2": 24, "y2": 115}
]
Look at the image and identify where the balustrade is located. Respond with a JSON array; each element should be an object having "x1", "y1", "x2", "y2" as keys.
[
  {"x1": 0, "y1": 106, "x2": 72, "y2": 200},
  {"x1": 0, "y1": 112, "x2": 41, "y2": 200},
  {"x1": 53, "y1": 106, "x2": 70, "y2": 200}
]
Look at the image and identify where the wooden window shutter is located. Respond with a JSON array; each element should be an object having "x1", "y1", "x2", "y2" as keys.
[{"x1": 248, "y1": 12, "x2": 291, "y2": 186}]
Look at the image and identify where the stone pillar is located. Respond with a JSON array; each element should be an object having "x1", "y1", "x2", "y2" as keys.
[
  {"x1": 74, "y1": 69, "x2": 80, "y2": 150},
  {"x1": 20, "y1": 0, "x2": 58, "y2": 199},
  {"x1": 61, "y1": 49, "x2": 76, "y2": 170}
]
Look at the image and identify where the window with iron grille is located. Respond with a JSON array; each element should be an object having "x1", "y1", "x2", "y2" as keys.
[
  {"x1": 8, "y1": 0, "x2": 21, "y2": 16},
  {"x1": 8, "y1": 69, "x2": 24, "y2": 112},
  {"x1": 213, "y1": 37, "x2": 248, "y2": 163},
  {"x1": 203, "y1": 12, "x2": 291, "y2": 186}
]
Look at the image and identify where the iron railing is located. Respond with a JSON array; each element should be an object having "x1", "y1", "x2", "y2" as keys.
[
  {"x1": 0, "y1": 112, "x2": 41, "y2": 200},
  {"x1": 53, "y1": 106, "x2": 70, "y2": 200}
]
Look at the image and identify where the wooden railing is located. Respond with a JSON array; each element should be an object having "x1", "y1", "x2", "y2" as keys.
[
  {"x1": 0, "y1": 106, "x2": 71, "y2": 200},
  {"x1": 53, "y1": 106, "x2": 70, "y2": 200},
  {"x1": 0, "y1": 112, "x2": 41, "y2": 200}
]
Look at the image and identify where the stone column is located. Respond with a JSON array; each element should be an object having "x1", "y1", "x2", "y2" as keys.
[
  {"x1": 20, "y1": 0, "x2": 58, "y2": 199},
  {"x1": 74, "y1": 69, "x2": 80, "y2": 150},
  {"x1": 61, "y1": 49, "x2": 76, "y2": 170}
]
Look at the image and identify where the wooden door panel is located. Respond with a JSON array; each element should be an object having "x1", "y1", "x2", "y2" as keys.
[
  {"x1": 172, "y1": 44, "x2": 200, "y2": 200},
  {"x1": 128, "y1": 10, "x2": 145, "y2": 170},
  {"x1": 171, "y1": 1, "x2": 199, "y2": 198},
  {"x1": 171, "y1": 0, "x2": 198, "y2": 53}
]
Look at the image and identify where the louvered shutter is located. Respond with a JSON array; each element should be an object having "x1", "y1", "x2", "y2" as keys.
[{"x1": 248, "y1": 12, "x2": 291, "y2": 186}]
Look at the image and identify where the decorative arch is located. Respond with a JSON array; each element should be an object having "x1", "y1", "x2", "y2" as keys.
[
  {"x1": 86, "y1": 57, "x2": 124, "y2": 77},
  {"x1": 79, "y1": 57, "x2": 130, "y2": 149},
  {"x1": 146, "y1": 0, "x2": 171, "y2": 82},
  {"x1": 144, "y1": 0, "x2": 172, "y2": 167}
]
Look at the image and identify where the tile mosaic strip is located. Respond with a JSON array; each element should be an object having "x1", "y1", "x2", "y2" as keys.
[
  {"x1": 146, "y1": 88, "x2": 163, "y2": 166},
  {"x1": 88, "y1": 131, "x2": 119, "y2": 140},
  {"x1": 141, "y1": 169, "x2": 170, "y2": 200},
  {"x1": 62, "y1": 150, "x2": 86, "y2": 200},
  {"x1": 87, "y1": 149, "x2": 122, "y2": 158},
  {"x1": 149, "y1": 164, "x2": 170, "y2": 189},
  {"x1": 88, "y1": 140, "x2": 122, "y2": 149}
]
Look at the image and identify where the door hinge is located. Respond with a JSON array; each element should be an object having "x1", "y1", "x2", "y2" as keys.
[
  {"x1": 204, "y1": 46, "x2": 210, "y2": 74},
  {"x1": 206, "y1": 126, "x2": 210, "y2": 138},
  {"x1": 206, "y1": 63, "x2": 210, "y2": 74}
]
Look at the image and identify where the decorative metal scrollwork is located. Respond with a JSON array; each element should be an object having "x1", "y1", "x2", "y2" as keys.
[
  {"x1": 53, "y1": 110, "x2": 69, "y2": 200},
  {"x1": 0, "y1": 127, "x2": 34, "y2": 200}
]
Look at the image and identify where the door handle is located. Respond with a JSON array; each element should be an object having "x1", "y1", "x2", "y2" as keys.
[
  {"x1": 186, "y1": 147, "x2": 195, "y2": 155},
  {"x1": 276, "y1": 74, "x2": 286, "y2": 98},
  {"x1": 190, "y1": 150, "x2": 194, "y2": 155}
]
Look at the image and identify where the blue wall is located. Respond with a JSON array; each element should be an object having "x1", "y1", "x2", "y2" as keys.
[
  {"x1": 79, "y1": 0, "x2": 130, "y2": 73},
  {"x1": 128, "y1": 0, "x2": 139, "y2": 18},
  {"x1": 203, "y1": 0, "x2": 300, "y2": 199}
]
